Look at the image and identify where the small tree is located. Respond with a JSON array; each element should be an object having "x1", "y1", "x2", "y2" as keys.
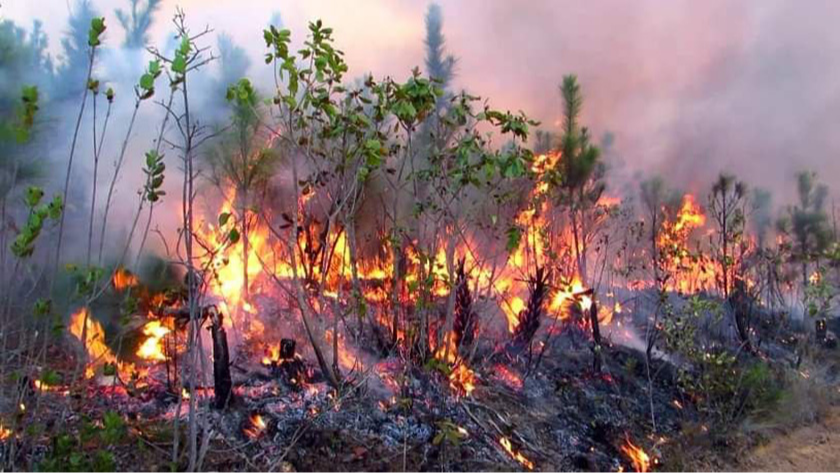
[
  {"x1": 554, "y1": 75, "x2": 604, "y2": 284},
  {"x1": 424, "y1": 3, "x2": 456, "y2": 93},
  {"x1": 55, "y1": 0, "x2": 100, "y2": 101},
  {"x1": 115, "y1": 0, "x2": 162, "y2": 49},
  {"x1": 708, "y1": 173, "x2": 748, "y2": 299},
  {"x1": 204, "y1": 78, "x2": 278, "y2": 312},
  {"x1": 787, "y1": 171, "x2": 832, "y2": 288}
]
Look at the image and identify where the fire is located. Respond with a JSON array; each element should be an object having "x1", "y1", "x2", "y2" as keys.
[
  {"x1": 112, "y1": 267, "x2": 138, "y2": 291},
  {"x1": 449, "y1": 363, "x2": 476, "y2": 396},
  {"x1": 499, "y1": 436, "x2": 535, "y2": 470},
  {"x1": 68, "y1": 308, "x2": 118, "y2": 378},
  {"x1": 494, "y1": 364, "x2": 523, "y2": 390},
  {"x1": 243, "y1": 413, "x2": 267, "y2": 439},
  {"x1": 620, "y1": 437, "x2": 651, "y2": 473},
  {"x1": 136, "y1": 319, "x2": 170, "y2": 361},
  {"x1": 326, "y1": 330, "x2": 362, "y2": 373},
  {"x1": 657, "y1": 194, "x2": 715, "y2": 293},
  {"x1": 33, "y1": 379, "x2": 69, "y2": 395},
  {"x1": 673, "y1": 194, "x2": 705, "y2": 232},
  {"x1": 262, "y1": 344, "x2": 281, "y2": 366},
  {"x1": 549, "y1": 275, "x2": 592, "y2": 317},
  {"x1": 196, "y1": 187, "x2": 270, "y2": 331},
  {"x1": 0, "y1": 424, "x2": 11, "y2": 441},
  {"x1": 433, "y1": 331, "x2": 476, "y2": 396}
]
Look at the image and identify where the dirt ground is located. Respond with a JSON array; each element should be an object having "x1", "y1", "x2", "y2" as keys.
[{"x1": 737, "y1": 406, "x2": 840, "y2": 472}]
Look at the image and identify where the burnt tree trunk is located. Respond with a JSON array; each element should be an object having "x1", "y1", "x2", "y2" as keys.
[
  {"x1": 210, "y1": 311, "x2": 233, "y2": 409},
  {"x1": 589, "y1": 298, "x2": 602, "y2": 372}
]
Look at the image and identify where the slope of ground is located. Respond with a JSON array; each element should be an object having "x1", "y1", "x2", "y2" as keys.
[{"x1": 737, "y1": 405, "x2": 840, "y2": 472}]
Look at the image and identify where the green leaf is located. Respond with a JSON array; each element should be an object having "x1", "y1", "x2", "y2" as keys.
[
  {"x1": 25, "y1": 186, "x2": 44, "y2": 208},
  {"x1": 171, "y1": 55, "x2": 187, "y2": 75},
  {"x1": 139, "y1": 73, "x2": 154, "y2": 91},
  {"x1": 506, "y1": 225, "x2": 522, "y2": 254},
  {"x1": 178, "y1": 35, "x2": 191, "y2": 56},
  {"x1": 218, "y1": 212, "x2": 231, "y2": 227},
  {"x1": 88, "y1": 17, "x2": 106, "y2": 47}
]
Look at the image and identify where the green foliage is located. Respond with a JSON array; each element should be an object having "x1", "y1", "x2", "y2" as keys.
[
  {"x1": 142, "y1": 149, "x2": 166, "y2": 202},
  {"x1": 67, "y1": 264, "x2": 105, "y2": 298},
  {"x1": 88, "y1": 17, "x2": 106, "y2": 47},
  {"x1": 803, "y1": 266, "x2": 836, "y2": 318},
  {"x1": 38, "y1": 411, "x2": 126, "y2": 472},
  {"x1": 57, "y1": 1, "x2": 100, "y2": 98},
  {"x1": 138, "y1": 59, "x2": 162, "y2": 100},
  {"x1": 40, "y1": 369, "x2": 62, "y2": 386},
  {"x1": 170, "y1": 34, "x2": 191, "y2": 81},
  {"x1": 213, "y1": 33, "x2": 252, "y2": 109},
  {"x1": 0, "y1": 18, "x2": 54, "y2": 210},
  {"x1": 788, "y1": 172, "x2": 832, "y2": 269},
  {"x1": 10, "y1": 187, "x2": 62, "y2": 258},
  {"x1": 662, "y1": 296, "x2": 782, "y2": 421},
  {"x1": 433, "y1": 419, "x2": 468, "y2": 447}
]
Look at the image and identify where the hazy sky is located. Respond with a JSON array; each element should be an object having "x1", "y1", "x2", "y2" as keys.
[{"x1": 3, "y1": 0, "x2": 839, "y2": 202}]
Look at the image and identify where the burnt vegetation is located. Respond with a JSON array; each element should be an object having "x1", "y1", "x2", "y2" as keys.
[{"x1": 0, "y1": 2, "x2": 839, "y2": 472}]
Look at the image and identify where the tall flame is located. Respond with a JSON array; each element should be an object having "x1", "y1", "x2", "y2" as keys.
[
  {"x1": 136, "y1": 319, "x2": 170, "y2": 361},
  {"x1": 68, "y1": 308, "x2": 117, "y2": 379}
]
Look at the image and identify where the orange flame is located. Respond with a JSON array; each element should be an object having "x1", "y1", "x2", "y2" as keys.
[
  {"x1": 112, "y1": 267, "x2": 138, "y2": 291},
  {"x1": 621, "y1": 437, "x2": 651, "y2": 473},
  {"x1": 433, "y1": 330, "x2": 476, "y2": 396},
  {"x1": 0, "y1": 424, "x2": 12, "y2": 441},
  {"x1": 499, "y1": 436, "x2": 535, "y2": 470},
  {"x1": 68, "y1": 308, "x2": 118, "y2": 378},
  {"x1": 243, "y1": 413, "x2": 267, "y2": 439},
  {"x1": 136, "y1": 319, "x2": 170, "y2": 361},
  {"x1": 494, "y1": 364, "x2": 523, "y2": 390}
]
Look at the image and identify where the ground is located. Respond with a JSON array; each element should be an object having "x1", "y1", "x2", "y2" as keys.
[{"x1": 736, "y1": 406, "x2": 840, "y2": 472}]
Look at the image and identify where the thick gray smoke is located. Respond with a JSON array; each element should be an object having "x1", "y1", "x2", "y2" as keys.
[{"x1": 3, "y1": 0, "x2": 838, "y2": 225}]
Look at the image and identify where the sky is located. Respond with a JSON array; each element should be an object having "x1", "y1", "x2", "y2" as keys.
[{"x1": 3, "y1": 0, "x2": 840, "y2": 203}]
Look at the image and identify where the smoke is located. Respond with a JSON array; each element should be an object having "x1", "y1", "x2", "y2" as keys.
[{"x1": 4, "y1": 0, "x2": 839, "y2": 252}]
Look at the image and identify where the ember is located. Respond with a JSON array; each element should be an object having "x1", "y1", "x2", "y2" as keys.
[{"x1": 494, "y1": 364, "x2": 524, "y2": 390}]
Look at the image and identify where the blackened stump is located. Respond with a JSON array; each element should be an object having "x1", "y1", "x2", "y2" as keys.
[
  {"x1": 280, "y1": 338, "x2": 296, "y2": 360},
  {"x1": 210, "y1": 309, "x2": 233, "y2": 409}
]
